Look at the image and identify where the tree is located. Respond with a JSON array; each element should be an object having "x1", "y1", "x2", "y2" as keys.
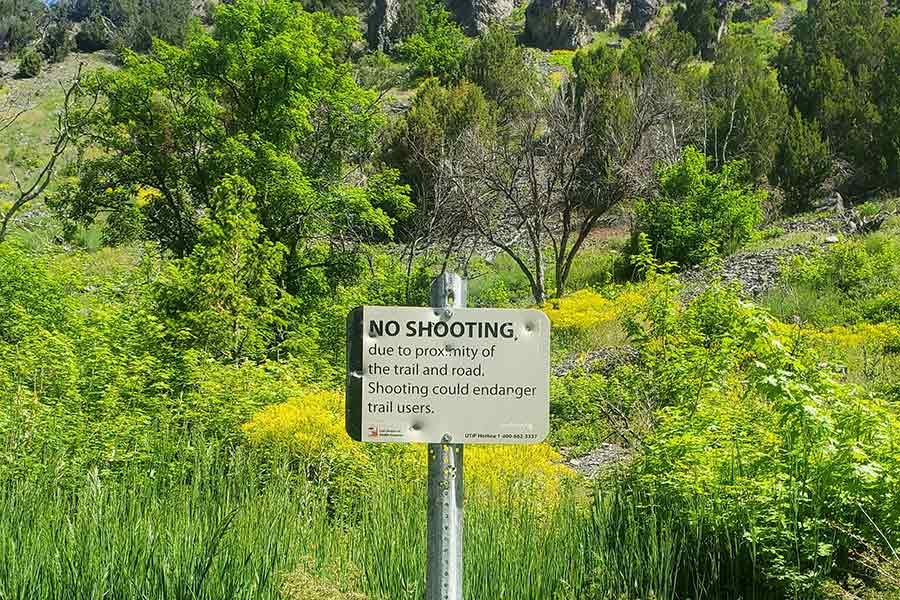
[
  {"x1": 0, "y1": 67, "x2": 96, "y2": 243},
  {"x1": 461, "y1": 23, "x2": 544, "y2": 124},
  {"x1": 774, "y1": 110, "x2": 832, "y2": 214},
  {"x1": 70, "y1": 0, "x2": 192, "y2": 51},
  {"x1": 55, "y1": 0, "x2": 411, "y2": 291},
  {"x1": 631, "y1": 147, "x2": 765, "y2": 267},
  {"x1": 0, "y1": 0, "x2": 44, "y2": 53},
  {"x1": 437, "y1": 29, "x2": 696, "y2": 302},
  {"x1": 399, "y1": 0, "x2": 467, "y2": 80},
  {"x1": 704, "y1": 36, "x2": 788, "y2": 180},
  {"x1": 382, "y1": 79, "x2": 493, "y2": 287},
  {"x1": 777, "y1": 0, "x2": 899, "y2": 191},
  {"x1": 675, "y1": 0, "x2": 728, "y2": 59},
  {"x1": 153, "y1": 175, "x2": 290, "y2": 363}
]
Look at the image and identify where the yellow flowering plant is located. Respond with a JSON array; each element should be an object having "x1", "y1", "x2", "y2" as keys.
[{"x1": 242, "y1": 389, "x2": 575, "y2": 511}]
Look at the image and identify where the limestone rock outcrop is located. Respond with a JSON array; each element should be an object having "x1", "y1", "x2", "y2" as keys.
[
  {"x1": 368, "y1": 0, "x2": 515, "y2": 51},
  {"x1": 523, "y1": 0, "x2": 660, "y2": 50},
  {"x1": 447, "y1": 0, "x2": 516, "y2": 34}
]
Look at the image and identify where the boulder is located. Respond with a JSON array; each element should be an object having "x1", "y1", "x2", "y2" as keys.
[
  {"x1": 525, "y1": 0, "x2": 624, "y2": 49},
  {"x1": 447, "y1": 0, "x2": 516, "y2": 34},
  {"x1": 368, "y1": 0, "x2": 403, "y2": 52},
  {"x1": 368, "y1": 0, "x2": 515, "y2": 50},
  {"x1": 628, "y1": 0, "x2": 661, "y2": 30}
]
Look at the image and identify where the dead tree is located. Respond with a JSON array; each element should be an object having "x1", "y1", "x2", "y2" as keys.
[
  {"x1": 437, "y1": 72, "x2": 682, "y2": 304},
  {"x1": 0, "y1": 64, "x2": 97, "y2": 242}
]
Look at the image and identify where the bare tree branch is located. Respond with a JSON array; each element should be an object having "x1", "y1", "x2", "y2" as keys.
[{"x1": 0, "y1": 64, "x2": 97, "y2": 243}]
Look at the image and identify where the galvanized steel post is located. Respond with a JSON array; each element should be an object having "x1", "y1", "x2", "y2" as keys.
[{"x1": 426, "y1": 272, "x2": 465, "y2": 600}]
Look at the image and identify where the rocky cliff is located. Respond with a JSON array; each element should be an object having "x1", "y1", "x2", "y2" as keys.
[
  {"x1": 523, "y1": 0, "x2": 661, "y2": 50},
  {"x1": 368, "y1": 0, "x2": 515, "y2": 50}
]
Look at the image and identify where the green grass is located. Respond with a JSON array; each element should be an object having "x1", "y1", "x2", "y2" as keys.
[
  {"x1": 1, "y1": 441, "x2": 798, "y2": 600},
  {"x1": 0, "y1": 445, "x2": 601, "y2": 600},
  {"x1": 742, "y1": 229, "x2": 818, "y2": 252}
]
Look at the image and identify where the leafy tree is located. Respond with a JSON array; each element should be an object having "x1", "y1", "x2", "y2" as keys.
[
  {"x1": 109, "y1": 0, "x2": 192, "y2": 51},
  {"x1": 385, "y1": 78, "x2": 492, "y2": 203},
  {"x1": 399, "y1": 0, "x2": 467, "y2": 80},
  {"x1": 461, "y1": 23, "x2": 544, "y2": 123},
  {"x1": 382, "y1": 78, "x2": 492, "y2": 276},
  {"x1": 55, "y1": 0, "x2": 411, "y2": 292},
  {"x1": 674, "y1": 0, "x2": 720, "y2": 59},
  {"x1": 705, "y1": 36, "x2": 789, "y2": 180},
  {"x1": 69, "y1": 0, "x2": 191, "y2": 51},
  {"x1": 0, "y1": 0, "x2": 44, "y2": 53},
  {"x1": 777, "y1": 0, "x2": 900, "y2": 191},
  {"x1": 632, "y1": 147, "x2": 765, "y2": 267},
  {"x1": 774, "y1": 110, "x2": 832, "y2": 214},
  {"x1": 153, "y1": 175, "x2": 290, "y2": 363}
]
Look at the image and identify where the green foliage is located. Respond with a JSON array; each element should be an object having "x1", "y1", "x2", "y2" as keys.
[
  {"x1": 74, "y1": 13, "x2": 114, "y2": 52},
  {"x1": 774, "y1": 110, "x2": 832, "y2": 214},
  {"x1": 706, "y1": 35, "x2": 789, "y2": 180},
  {"x1": 777, "y1": 0, "x2": 900, "y2": 191},
  {"x1": 734, "y1": 0, "x2": 775, "y2": 21},
  {"x1": 73, "y1": 0, "x2": 192, "y2": 51},
  {"x1": 461, "y1": 23, "x2": 544, "y2": 122},
  {"x1": 398, "y1": 0, "x2": 467, "y2": 80},
  {"x1": 0, "y1": 0, "x2": 43, "y2": 53},
  {"x1": 621, "y1": 283, "x2": 900, "y2": 596},
  {"x1": 674, "y1": 0, "x2": 719, "y2": 58},
  {"x1": 383, "y1": 77, "x2": 492, "y2": 203},
  {"x1": 631, "y1": 147, "x2": 765, "y2": 268},
  {"x1": 15, "y1": 46, "x2": 42, "y2": 78},
  {"x1": 153, "y1": 176, "x2": 290, "y2": 363},
  {"x1": 54, "y1": 0, "x2": 410, "y2": 293},
  {"x1": 767, "y1": 234, "x2": 900, "y2": 325},
  {"x1": 353, "y1": 50, "x2": 409, "y2": 91}
]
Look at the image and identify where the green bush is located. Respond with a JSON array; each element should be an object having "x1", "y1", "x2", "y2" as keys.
[
  {"x1": 618, "y1": 282, "x2": 900, "y2": 596},
  {"x1": 733, "y1": 0, "x2": 774, "y2": 21},
  {"x1": 398, "y1": 0, "x2": 467, "y2": 80},
  {"x1": 775, "y1": 110, "x2": 832, "y2": 214},
  {"x1": 15, "y1": 46, "x2": 42, "y2": 78},
  {"x1": 0, "y1": 0, "x2": 43, "y2": 53},
  {"x1": 630, "y1": 147, "x2": 765, "y2": 268},
  {"x1": 766, "y1": 234, "x2": 900, "y2": 325},
  {"x1": 75, "y1": 13, "x2": 114, "y2": 52}
]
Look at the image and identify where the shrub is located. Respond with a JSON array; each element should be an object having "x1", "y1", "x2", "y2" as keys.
[
  {"x1": 733, "y1": 0, "x2": 774, "y2": 21},
  {"x1": 767, "y1": 235, "x2": 900, "y2": 325},
  {"x1": 631, "y1": 147, "x2": 765, "y2": 268},
  {"x1": 0, "y1": 0, "x2": 43, "y2": 53},
  {"x1": 775, "y1": 110, "x2": 832, "y2": 214},
  {"x1": 619, "y1": 282, "x2": 900, "y2": 596},
  {"x1": 398, "y1": 0, "x2": 466, "y2": 80},
  {"x1": 15, "y1": 46, "x2": 42, "y2": 78},
  {"x1": 75, "y1": 14, "x2": 114, "y2": 52}
]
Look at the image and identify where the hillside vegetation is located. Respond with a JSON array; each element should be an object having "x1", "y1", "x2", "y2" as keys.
[{"x1": 1, "y1": 0, "x2": 900, "y2": 598}]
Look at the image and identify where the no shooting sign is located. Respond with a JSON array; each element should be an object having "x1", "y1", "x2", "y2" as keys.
[{"x1": 346, "y1": 306, "x2": 550, "y2": 444}]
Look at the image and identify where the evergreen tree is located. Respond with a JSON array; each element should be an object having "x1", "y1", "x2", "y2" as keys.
[
  {"x1": 777, "y1": 0, "x2": 899, "y2": 191},
  {"x1": 774, "y1": 110, "x2": 832, "y2": 214},
  {"x1": 706, "y1": 36, "x2": 788, "y2": 180}
]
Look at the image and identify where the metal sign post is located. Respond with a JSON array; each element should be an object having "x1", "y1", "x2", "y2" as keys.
[
  {"x1": 426, "y1": 272, "x2": 466, "y2": 600},
  {"x1": 345, "y1": 272, "x2": 551, "y2": 600}
]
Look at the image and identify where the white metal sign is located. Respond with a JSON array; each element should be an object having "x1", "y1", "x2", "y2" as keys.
[{"x1": 346, "y1": 306, "x2": 550, "y2": 444}]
